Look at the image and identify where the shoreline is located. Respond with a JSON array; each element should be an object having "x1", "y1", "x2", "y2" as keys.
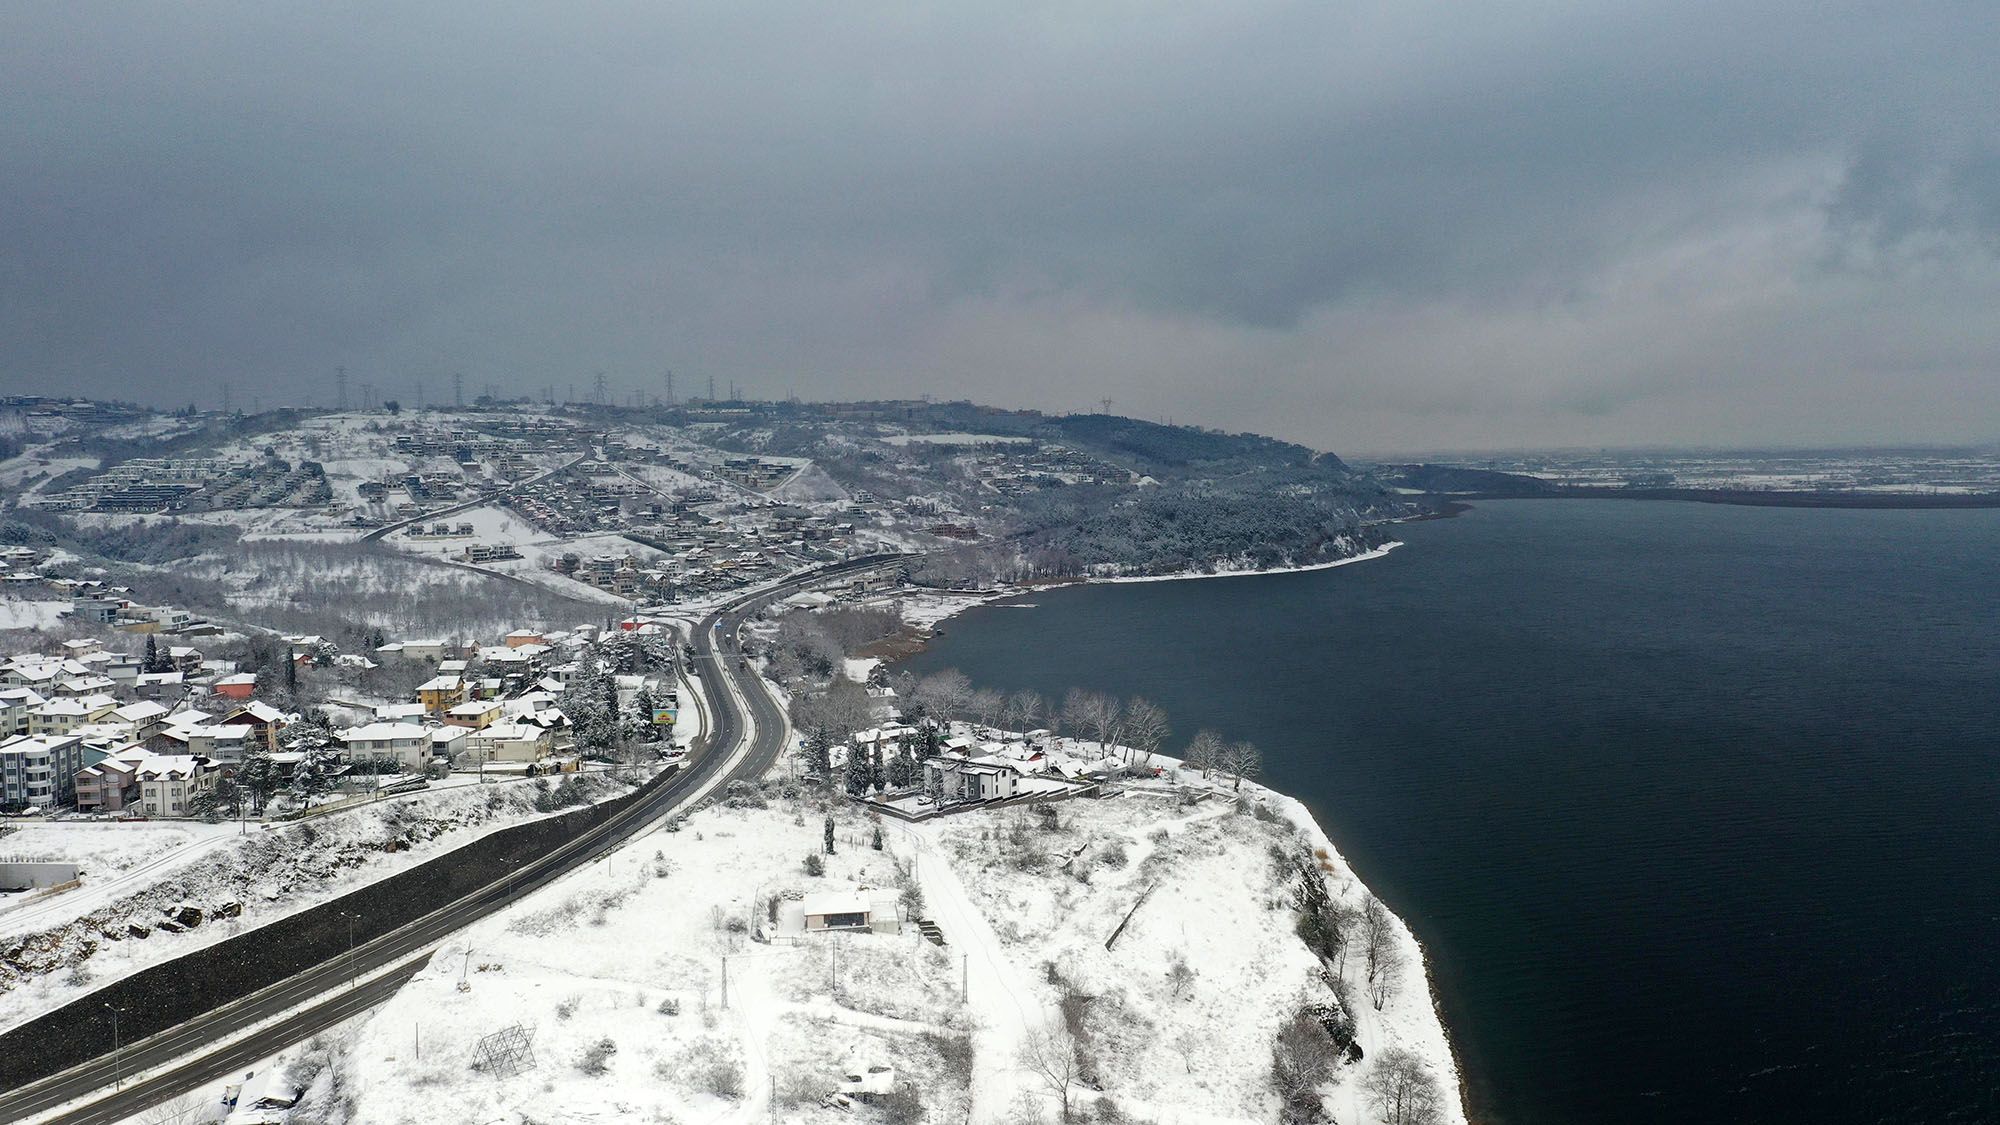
[
  {"x1": 1092, "y1": 539, "x2": 1403, "y2": 584},
  {"x1": 875, "y1": 539, "x2": 1409, "y2": 662},
  {"x1": 877, "y1": 541, "x2": 1471, "y2": 1123}
]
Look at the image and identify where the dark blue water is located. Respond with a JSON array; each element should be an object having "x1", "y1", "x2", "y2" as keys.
[{"x1": 900, "y1": 500, "x2": 2000, "y2": 1124}]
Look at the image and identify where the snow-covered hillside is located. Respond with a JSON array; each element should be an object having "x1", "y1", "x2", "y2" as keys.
[
  {"x1": 294, "y1": 769, "x2": 1462, "y2": 1125},
  {"x1": 0, "y1": 772, "x2": 643, "y2": 1036}
]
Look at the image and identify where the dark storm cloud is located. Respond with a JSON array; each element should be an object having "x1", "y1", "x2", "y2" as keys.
[{"x1": 3, "y1": 2, "x2": 1997, "y2": 451}]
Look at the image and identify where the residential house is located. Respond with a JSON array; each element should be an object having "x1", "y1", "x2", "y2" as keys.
[
  {"x1": 504, "y1": 630, "x2": 545, "y2": 648},
  {"x1": 416, "y1": 675, "x2": 466, "y2": 714},
  {"x1": 400, "y1": 639, "x2": 450, "y2": 662},
  {"x1": 798, "y1": 887, "x2": 902, "y2": 934},
  {"x1": 444, "y1": 700, "x2": 503, "y2": 729},
  {"x1": 0, "y1": 688, "x2": 45, "y2": 736},
  {"x1": 74, "y1": 745, "x2": 151, "y2": 813},
  {"x1": 136, "y1": 755, "x2": 217, "y2": 817},
  {"x1": 30, "y1": 694, "x2": 118, "y2": 737},
  {"x1": 132, "y1": 671, "x2": 187, "y2": 701},
  {"x1": 337, "y1": 723, "x2": 434, "y2": 773},
  {"x1": 922, "y1": 753, "x2": 1020, "y2": 804},
  {"x1": 178, "y1": 723, "x2": 255, "y2": 767},
  {"x1": 373, "y1": 702, "x2": 430, "y2": 725},
  {"x1": 105, "y1": 700, "x2": 172, "y2": 740},
  {"x1": 466, "y1": 722, "x2": 553, "y2": 763},
  {"x1": 212, "y1": 673, "x2": 258, "y2": 701},
  {"x1": 222, "y1": 701, "x2": 290, "y2": 750}
]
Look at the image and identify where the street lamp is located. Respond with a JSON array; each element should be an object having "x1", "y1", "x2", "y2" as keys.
[
  {"x1": 104, "y1": 1002, "x2": 123, "y2": 1090},
  {"x1": 336, "y1": 911, "x2": 358, "y2": 988}
]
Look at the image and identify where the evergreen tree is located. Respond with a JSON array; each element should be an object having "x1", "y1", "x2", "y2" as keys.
[
  {"x1": 143, "y1": 635, "x2": 162, "y2": 673},
  {"x1": 824, "y1": 814, "x2": 836, "y2": 855},
  {"x1": 887, "y1": 746, "x2": 919, "y2": 788},
  {"x1": 632, "y1": 686, "x2": 661, "y2": 742},
  {"x1": 844, "y1": 743, "x2": 872, "y2": 797},
  {"x1": 803, "y1": 729, "x2": 834, "y2": 783},
  {"x1": 239, "y1": 751, "x2": 281, "y2": 813},
  {"x1": 869, "y1": 744, "x2": 886, "y2": 794}
]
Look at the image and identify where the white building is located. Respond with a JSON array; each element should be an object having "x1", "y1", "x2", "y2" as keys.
[
  {"x1": 136, "y1": 755, "x2": 216, "y2": 817},
  {"x1": 338, "y1": 723, "x2": 434, "y2": 773}
]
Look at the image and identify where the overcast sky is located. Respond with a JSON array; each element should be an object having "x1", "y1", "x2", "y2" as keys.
[{"x1": 4, "y1": 3, "x2": 1996, "y2": 455}]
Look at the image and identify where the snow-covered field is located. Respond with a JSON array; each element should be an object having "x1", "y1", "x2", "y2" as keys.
[
  {"x1": 336, "y1": 796, "x2": 966, "y2": 1125},
  {"x1": 289, "y1": 763, "x2": 1462, "y2": 1125},
  {"x1": 0, "y1": 822, "x2": 226, "y2": 875},
  {"x1": 0, "y1": 599, "x2": 69, "y2": 631},
  {"x1": 0, "y1": 772, "x2": 645, "y2": 1036},
  {"x1": 923, "y1": 773, "x2": 1463, "y2": 1125}
]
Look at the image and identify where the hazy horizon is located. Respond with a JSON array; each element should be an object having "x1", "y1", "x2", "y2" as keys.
[{"x1": 6, "y1": 4, "x2": 1997, "y2": 453}]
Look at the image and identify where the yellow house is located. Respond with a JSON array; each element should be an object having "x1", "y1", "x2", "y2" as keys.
[
  {"x1": 444, "y1": 699, "x2": 503, "y2": 729},
  {"x1": 416, "y1": 675, "x2": 466, "y2": 714}
]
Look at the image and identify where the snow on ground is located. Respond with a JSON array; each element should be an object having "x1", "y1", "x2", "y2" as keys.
[
  {"x1": 0, "y1": 822, "x2": 244, "y2": 940},
  {"x1": 338, "y1": 795, "x2": 968, "y2": 1125},
  {"x1": 878, "y1": 434, "x2": 1033, "y2": 446},
  {"x1": 1097, "y1": 541, "x2": 1402, "y2": 584},
  {"x1": 0, "y1": 771, "x2": 647, "y2": 1036},
  {"x1": 912, "y1": 770, "x2": 1461, "y2": 1125},
  {"x1": 892, "y1": 591, "x2": 1001, "y2": 632},
  {"x1": 0, "y1": 821, "x2": 227, "y2": 875},
  {"x1": 0, "y1": 599, "x2": 70, "y2": 631},
  {"x1": 0, "y1": 453, "x2": 97, "y2": 491},
  {"x1": 313, "y1": 756, "x2": 1463, "y2": 1125}
]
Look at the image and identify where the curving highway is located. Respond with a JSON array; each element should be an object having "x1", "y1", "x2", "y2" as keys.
[{"x1": 0, "y1": 553, "x2": 907, "y2": 1125}]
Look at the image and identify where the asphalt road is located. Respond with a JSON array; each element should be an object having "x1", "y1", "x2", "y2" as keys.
[{"x1": 0, "y1": 553, "x2": 906, "y2": 1125}]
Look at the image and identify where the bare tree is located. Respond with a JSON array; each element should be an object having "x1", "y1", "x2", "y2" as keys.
[
  {"x1": 971, "y1": 687, "x2": 1006, "y2": 732},
  {"x1": 1270, "y1": 1008, "x2": 1340, "y2": 1125},
  {"x1": 1368, "y1": 942, "x2": 1405, "y2": 1011},
  {"x1": 1181, "y1": 728, "x2": 1224, "y2": 778},
  {"x1": 1362, "y1": 895, "x2": 1394, "y2": 983},
  {"x1": 916, "y1": 669, "x2": 973, "y2": 723},
  {"x1": 1018, "y1": 1019, "x2": 1083, "y2": 1122},
  {"x1": 1008, "y1": 689, "x2": 1045, "y2": 734},
  {"x1": 1165, "y1": 949, "x2": 1196, "y2": 999},
  {"x1": 1218, "y1": 740, "x2": 1262, "y2": 791},
  {"x1": 1085, "y1": 694, "x2": 1123, "y2": 756},
  {"x1": 1059, "y1": 688, "x2": 1094, "y2": 743},
  {"x1": 1361, "y1": 1046, "x2": 1442, "y2": 1125},
  {"x1": 1122, "y1": 697, "x2": 1169, "y2": 768}
]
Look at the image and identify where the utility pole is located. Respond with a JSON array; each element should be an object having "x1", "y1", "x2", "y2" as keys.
[
  {"x1": 721, "y1": 954, "x2": 729, "y2": 1009},
  {"x1": 336, "y1": 366, "x2": 348, "y2": 411},
  {"x1": 1100, "y1": 397, "x2": 1113, "y2": 416},
  {"x1": 594, "y1": 371, "x2": 608, "y2": 405},
  {"x1": 706, "y1": 374, "x2": 716, "y2": 402},
  {"x1": 452, "y1": 372, "x2": 464, "y2": 408},
  {"x1": 664, "y1": 369, "x2": 675, "y2": 404},
  {"x1": 105, "y1": 1003, "x2": 123, "y2": 1090}
]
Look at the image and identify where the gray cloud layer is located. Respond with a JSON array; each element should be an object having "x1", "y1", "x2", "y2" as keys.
[{"x1": 4, "y1": 2, "x2": 1997, "y2": 453}]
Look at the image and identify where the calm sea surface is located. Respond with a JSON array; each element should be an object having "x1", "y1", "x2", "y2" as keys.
[{"x1": 898, "y1": 500, "x2": 2000, "y2": 1124}]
